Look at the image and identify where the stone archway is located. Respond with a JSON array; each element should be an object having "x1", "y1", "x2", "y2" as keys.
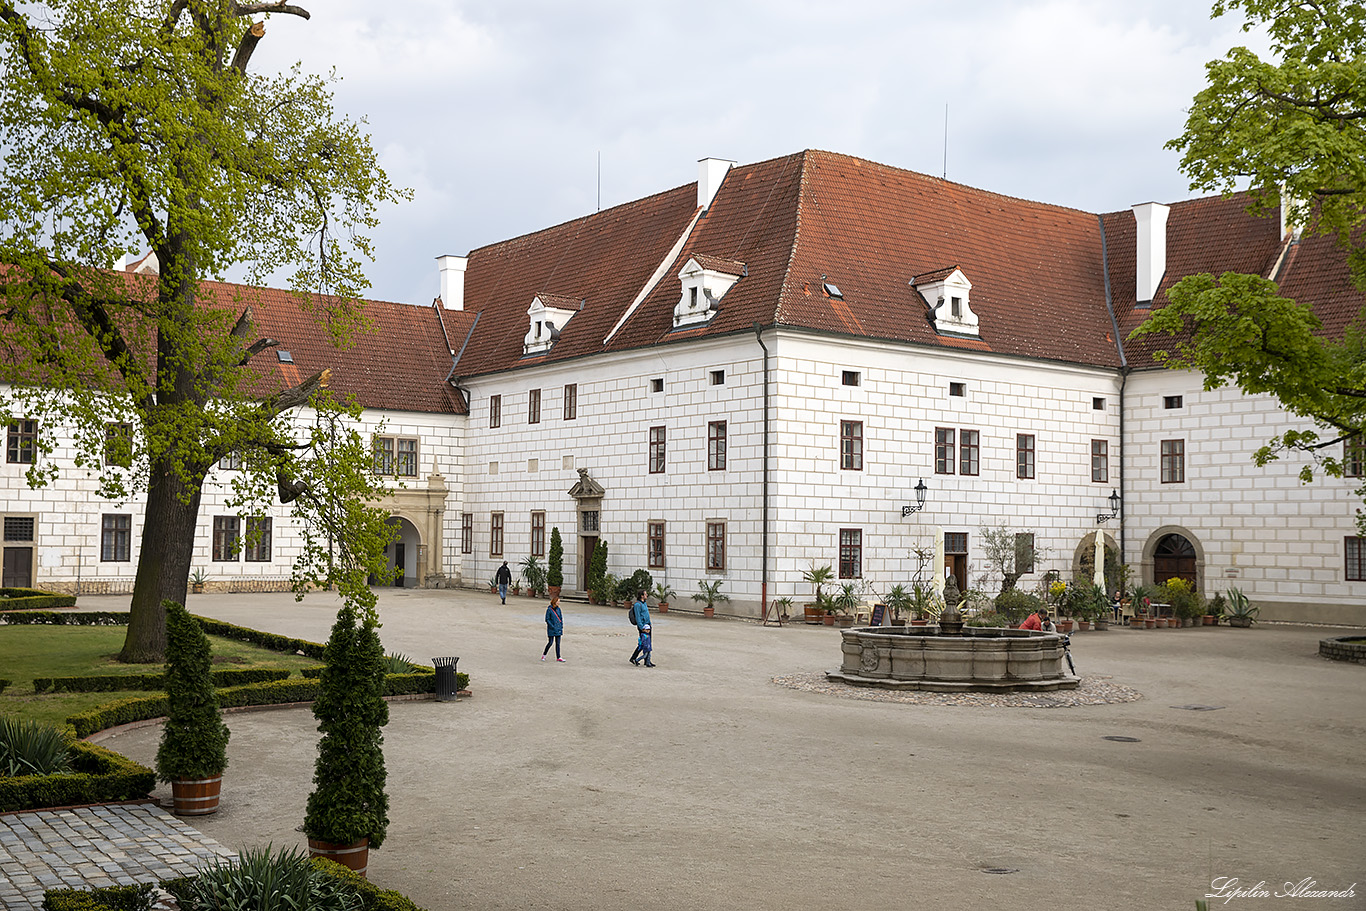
[
  {"x1": 1141, "y1": 525, "x2": 1204, "y2": 593},
  {"x1": 1070, "y1": 530, "x2": 1119, "y2": 592},
  {"x1": 376, "y1": 469, "x2": 449, "y2": 588}
]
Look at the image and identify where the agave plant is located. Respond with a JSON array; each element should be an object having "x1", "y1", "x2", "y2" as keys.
[
  {"x1": 165, "y1": 845, "x2": 362, "y2": 911},
  {"x1": 381, "y1": 652, "x2": 414, "y2": 674},
  {"x1": 0, "y1": 717, "x2": 73, "y2": 777}
]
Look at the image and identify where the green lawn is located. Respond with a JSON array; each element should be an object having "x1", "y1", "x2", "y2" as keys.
[{"x1": 0, "y1": 625, "x2": 322, "y2": 728}]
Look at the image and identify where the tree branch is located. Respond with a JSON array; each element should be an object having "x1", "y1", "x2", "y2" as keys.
[
  {"x1": 230, "y1": 20, "x2": 265, "y2": 74},
  {"x1": 233, "y1": 2, "x2": 311, "y2": 19},
  {"x1": 238, "y1": 336, "x2": 279, "y2": 366},
  {"x1": 259, "y1": 367, "x2": 330, "y2": 418}
]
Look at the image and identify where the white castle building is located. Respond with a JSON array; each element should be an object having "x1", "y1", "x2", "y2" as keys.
[{"x1": 3, "y1": 151, "x2": 1362, "y2": 626}]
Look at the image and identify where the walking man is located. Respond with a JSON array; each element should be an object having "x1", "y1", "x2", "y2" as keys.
[
  {"x1": 496, "y1": 560, "x2": 512, "y2": 604},
  {"x1": 629, "y1": 590, "x2": 654, "y2": 667}
]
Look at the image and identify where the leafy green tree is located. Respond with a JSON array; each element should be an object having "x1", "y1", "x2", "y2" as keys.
[
  {"x1": 1166, "y1": 0, "x2": 1366, "y2": 289},
  {"x1": 1134, "y1": 0, "x2": 1366, "y2": 527},
  {"x1": 0, "y1": 0, "x2": 405, "y2": 661},
  {"x1": 586, "y1": 539, "x2": 607, "y2": 598},
  {"x1": 978, "y1": 525, "x2": 1046, "y2": 594}
]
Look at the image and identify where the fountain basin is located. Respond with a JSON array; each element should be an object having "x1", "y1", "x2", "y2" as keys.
[{"x1": 826, "y1": 626, "x2": 1080, "y2": 692}]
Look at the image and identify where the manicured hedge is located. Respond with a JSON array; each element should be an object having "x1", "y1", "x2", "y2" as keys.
[
  {"x1": 40, "y1": 882, "x2": 153, "y2": 911},
  {"x1": 0, "y1": 610, "x2": 127, "y2": 625},
  {"x1": 0, "y1": 587, "x2": 78, "y2": 611},
  {"x1": 311, "y1": 857, "x2": 432, "y2": 911},
  {"x1": 0, "y1": 741, "x2": 155, "y2": 812},
  {"x1": 195, "y1": 615, "x2": 327, "y2": 660},
  {"x1": 34, "y1": 667, "x2": 292, "y2": 694},
  {"x1": 66, "y1": 672, "x2": 439, "y2": 738}
]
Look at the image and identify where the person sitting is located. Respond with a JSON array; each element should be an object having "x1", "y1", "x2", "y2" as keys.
[{"x1": 1020, "y1": 607, "x2": 1055, "y2": 632}]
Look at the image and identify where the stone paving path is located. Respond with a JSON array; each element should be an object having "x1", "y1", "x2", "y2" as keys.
[{"x1": 0, "y1": 804, "x2": 234, "y2": 911}]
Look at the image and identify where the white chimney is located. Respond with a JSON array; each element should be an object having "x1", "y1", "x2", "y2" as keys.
[
  {"x1": 1279, "y1": 184, "x2": 1305, "y2": 242},
  {"x1": 436, "y1": 254, "x2": 468, "y2": 311},
  {"x1": 698, "y1": 158, "x2": 734, "y2": 212},
  {"x1": 1132, "y1": 201, "x2": 1170, "y2": 304}
]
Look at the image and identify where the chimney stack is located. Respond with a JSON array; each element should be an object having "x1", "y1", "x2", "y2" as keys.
[
  {"x1": 1132, "y1": 202, "x2": 1170, "y2": 304},
  {"x1": 698, "y1": 158, "x2": 734, "y2": 212},
  {"x1": 436, "y1": 255, "x2": 468, "y2": 311}
]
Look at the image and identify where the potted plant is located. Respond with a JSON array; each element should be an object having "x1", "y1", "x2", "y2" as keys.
[
  {"x1": 156, "y1": 600, "x2": 229, "y2": 816},
  {"x1": 520, "y1": 555, "x2": 547, "y2": 599},
  {"x1": 883, "y1": 584, "x2": 913, "y2": 626},
  {"x1": 909, "y1": 581, "x2": 941, "y2": 625},
  {"x1": 586, "y1": 540, "x2": 608, "y2": 602},
  {"x1": 1225, "y1": 587, "x2": 1259, "y2": 627},
  {"x1": 1205, "y1": 591, "x2": 1226, "y2": 626},
  {"x1": 693, "y1": 579, "x2": 728, "y2": 617},
  {"x1": 802, "y1": 563, "x2": 834, "y2": 624},
  {"x1": 189, "y1": 569, "x2": 207, "y2": 595},
  {"x1": 600, "y1": 572, "x2": 621, "y2": 608},
  {"x1": 771, "y1": 595, "x2": 794, "y2": 621},
  {"x1": 832, "y1": 583, "x2": 860, "y2": 627},
  {"x1": 305, "y1": 599, "x2": 390, "y2": 876},
  {"x1": 653, "y1": 582, "x2": 675, "y2": 613},
  {"x1": 547, "y1": 527, "x2": 564, "y2": 599}
]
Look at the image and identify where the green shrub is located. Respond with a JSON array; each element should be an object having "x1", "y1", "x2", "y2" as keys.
[
  {"x1": 0, "y1": 587, "x2": 77, "y2": 611},
  {"x1": 586, "y1": 540, "x2": 607, "y2": 599},
  {"x1": 615, "y1": 569, "x2": 653, "y2": 603},
  {"x1": 41, "y1": 882, "x2": 155, "y2": 911},
  {"x1": 0, "y1": 678, "x2": 9, "y2": 695},
  {"x1": 156, "y1": 601, "x2": 229, "y2": 783},
  {"x1": 547, "y1": 527, "x2": 564, "y2": 589},
  {"x1": 193, "y1": 616, "x2": 327, "y2": 659},
  {"x1": 164, "y1": 846, "x2": 362, "y2": 911},
  {"x1": 0, "y1": 610, "x2": 128, "y2": 626},
  {"x1": 0, "y1": 716, "x2": 72, "y2": 776},
  {"x1": 991, "y1": 588, "x2": 1040, "y2": 625},
  {"x1": 311, "y1": 858, "x2": 431, "y2": 911},
  {"x1": 0, "y1": 741, "x2": 154, "y2": 812},
  {"x1": 305, "y1": 603, "x2": 390, "y2": 849},
  {"x1": 34, "y1": 667, "x2": 292, "y2": 694},
  {"x1": 966, "y1": 611, "x2": 1012, "y2": 628},
  {"x1": 1061, "y1": 580, "x2": 1108, "y2": 621},
  {"x1": 381, "y1": 653, "x2": 414, "y2": 674}
]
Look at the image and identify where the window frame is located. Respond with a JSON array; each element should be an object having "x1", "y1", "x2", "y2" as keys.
[
  {"x1": 705, "y1": 521, "x2": 726, "y2": 571},
  {"x1": 212, "y1": 516, "x2": 240, "y2": 562},
  {"x1": 1091, "y1": 439, "x2": 1109, "y2": 483},
  {"x1": 959, "y1": 429, "x2": 980, "y2": 476},
  {"x1": 838, "y1": 528, "x2": 862, "y2": 579},
  {"x1": 1161, "y1": 439, "x2": 1186, "y2": 484},
  {"x1": 648, "y1": 521, "x2": 666, "y2": 569},
  {"x1": 489, "y1": 394, "x2": 501, "y2": 428},
  {"x1": 1347, "y1": 536, "x2": 1366, "y2": 582},
  {"x1": 100, "y1": 514, "x2": 132, "y2": 562},
  {"x1": 708, "y1": 420, "x2": 727, "y2": 471},
  {"x1": 6, "y1": 419, "x2": 37, "y2": 465},
  {"x1": 244, "y1": 516, "x2": 272, "y2": 562},
  {"x1": 528, "y1": 388, "x2": 541, "y2": 425},
  {"x1": 461, "y1": 513, "x2": 473, "y2": 555},
  {"x1": 841, "y1": 370, "x2": 861, "y2": 387},
  {"x1": 649, "y1": 426, "x2": 666, "y2": 474},
  {"x1": 1163, "y1": 395, "x2": 1184, "y2": 409},
  {"x1": 1016, "y1": 433, "x2": 1036, "y2": 479},
  {"x1": 563, "y1": 383, "x2": 577, "y2": 420},
  {"x1": 1345, "y1": 437, "x2": 1365, "y2": 478},
  {"x1": 935, "y1": 427, "x2": 955, "y2": 474},
  {"x1": 530, "y1": 511, "x2": 546, "y2": 557},
  {"x1": 490, "y1": 512, "x2": 504, "y2": 557},
  {"x1": 840, "y1": 420, "x2": 863, "y2": 471}
]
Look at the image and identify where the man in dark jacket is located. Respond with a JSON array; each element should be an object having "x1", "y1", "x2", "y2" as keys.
[{"x1": 496, "y1": 561, "x2": 512, "y2": 604}]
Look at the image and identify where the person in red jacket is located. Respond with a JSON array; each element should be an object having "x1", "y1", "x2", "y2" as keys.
[{"x1": 1020, "y1": 608, "x2": 1054, "y2": 632}]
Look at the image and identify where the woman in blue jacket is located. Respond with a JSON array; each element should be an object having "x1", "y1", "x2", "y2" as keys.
[
  {"x1": 542, "y1": 596, "x2": 565, "y2": 661},
  {"x1": 629, "y1": 590, "x2": 654, "y2": 667}
]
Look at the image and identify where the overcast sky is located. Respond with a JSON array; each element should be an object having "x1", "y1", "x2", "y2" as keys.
[{"x1": 247, "y1": 0, "x2": 1266, "y2": 306}]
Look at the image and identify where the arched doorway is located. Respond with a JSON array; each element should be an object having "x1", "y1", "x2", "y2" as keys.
[
  {"x1": 382, "y1": 516, "x2": 422, "y2": 588},
  {"x1": 1153, "y1": 533, "x2": 1197, "y2": 587}
]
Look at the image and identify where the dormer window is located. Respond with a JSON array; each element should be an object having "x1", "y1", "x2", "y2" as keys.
[
  {"x1": 912, "y1": 267, "x2": 980, "y2": 339},
  {"x1": 674, "y1": 255, "x2": 745, "y2": 329},
  {"x1": 523, "y1": 294, "x2": 583, "y2": 355}
]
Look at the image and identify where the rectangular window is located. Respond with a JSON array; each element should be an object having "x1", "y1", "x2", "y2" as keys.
[
  {"x1": 244, "y1": 516, "x2": 272, "y2": 562},
  {"x1": 949, "y1": 382, "x2": 966, "y2": 397},
  {"x1": 461, "y1": 513, "x2": 473, "y2": 555},
  {"x1": 104, "y1": 423, "x2": 133, "y2": 467},
  {"x1": 3, "y1": 516, "x2": 35, "y2": 541},
  {"x1": 219, "y1": 451, "x2": 242, "y2": 471},
  {"x1": 489, "y1": 394, "x2": 501, "y2": 428},
  {"x1": 840, "y1": 420, "x2": 863, "y2": 471},
  {"x1": 839, "y1": 528, "x2": 862, "y2": 579},
  {"x1": 1014, "y1": 533, "x2": 1035, "y2": 575},
  {"x1": 842, "y1": 370, "x2": 860, "y2": 387},
  {"x1": 649, "y1": 426, "x2": 666, "y2": 473},
  {"x1": 530, "y1": 511, "x2": 545, "y2": 557},
  {"x1": 396, "y1": 438, "x2": 417, "y2": 477},
  {"x1": 212, "y1": 516, "x2": 240, "y2": 562},
  {"x1": 581, "y1": 510, "x2": 599, "y2": 532},
  {"x1": 708, "y1": 421, "x2": 727, "y2": 471},
  {"x1": 959, "y1": 429, "x2": 980, "y2": 476},
  {"x1": 1164, "y1": 395, "x2": 1184, "y2": 409},
  {"x1": 1161, "y1": 439, "x2": 1186, "y2": 483},
  {"x1": 490, "y1": 513, "x2": 504, "y2": 557},
  {"x1": 945, "y1": 532, "x2": 968, "y2": 554},
  {"x1": 528, "y1": 389, "x2": 541, "y2": 424},
  {"x1": 6, "y1": 419, "x2": 37, "y2": 464},
  {"x1": 706, "y1": 521, "x2": 726, "y2": 571},
  {"x1": 1093, "y1": 397, "x2": 1106, "y2": 411},
  {"x1": 100, "y1": 514, "x2": 131, "y2": 562},
  {"x1": 648, "y1": 521, "x2": 666, "y2": 569},
  {"x1": 1345, "y1": 437, "x2": 1365, "y2": 478},
  {"x1": 1347, "y1": 537, "x2": 1366, "y2": 582},
  {"x1": 1092, "y1": 439, "x2": 1109, "y2": 482},
  {"x1": 651, "y1": 378, "x2": 664, "y2": 393},
  {"x1": 935, "y1": 428, "x2": 955, "y2": 474},
  {"x1": 564, "y1": 384, "x2": 577, "y2": 420},
  {"x1": 373, "y1": 437, "x2": 394, "y2": 475},
  {"x1": 710, "y1": 370, "x2": 725, "y2": 385},
  {"x1": 1016, "y1": 434, "x2": 1036, "y2": 479}
]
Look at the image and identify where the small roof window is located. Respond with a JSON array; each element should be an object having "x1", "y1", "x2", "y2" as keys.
[
  {"x1": 823, "y1": 281, "x2": 843, "y2": 299},
  {"x1": 276, "y1": 350, "x2": 294, "y2": 364}
]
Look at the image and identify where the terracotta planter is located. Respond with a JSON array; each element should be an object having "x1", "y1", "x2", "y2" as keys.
[
  {"x1": 1202, "y1": 614, "x2": 1215, "y2": 626},
  {"x1": 1057, "y1": 620, "x2": 1074, "y2": 633},
  {"x1": 548, "y1": 585, "x2": 562, "y2": 600},
  {"x1": 1144, "y1": 618, "x2": 1157, "y2": 629},
  {"x1": 1130, "y1": 617, "x2": 1144, "y2": 629},
  {"x1": 910, "y1": 618, "x2": 929, "y2": 627},
  {"x1": 1094, "y1": 618, "x2": 1109, "y2": 631},
  {"x1": 1155, "y1": 617, "x2": 1168, "y2": 628},
  {"x1": 657, "y1": 602, "x2": 668, "y2": 613},
  {"x1": 703, "y1": 605, "x2": 715, "y2": 618},
  {"x1": 170, "y1": 776, "x2": 222, "y2": 816},
  {"x1": 1077, "y1": 620, "x2": 1092, "y2": 631},
  {"x1": 823, "y1": 614, "x2": 836, "y2": 626},
  {"x1": 308, "y1": 837, "x2": 370, "y2": 878},
  {"x1": 190, "y1": 583, "x2": 205, "y2": 594}
]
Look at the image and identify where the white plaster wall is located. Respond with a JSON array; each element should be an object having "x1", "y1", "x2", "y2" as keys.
[{"x1": 1125, "y1": 368, "x2": 1364, "y2": 623}]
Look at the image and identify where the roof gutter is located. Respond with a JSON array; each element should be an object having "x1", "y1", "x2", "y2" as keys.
[{"x1": 1098, "y1": 213, "x2": 1128, "y2": 579}]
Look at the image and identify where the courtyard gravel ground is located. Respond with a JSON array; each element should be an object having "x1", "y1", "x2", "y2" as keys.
[{"x1": 84, "y1": 588, "x2": 1364, "y2": 911}]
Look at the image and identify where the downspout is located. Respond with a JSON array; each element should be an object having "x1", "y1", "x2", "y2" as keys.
[
  {"x1": 1098, "y1": 214, "x2": 1128, "y2": 579},
  {"x1": 753, "y1": 321, "x2": 770, "y2": 620}
]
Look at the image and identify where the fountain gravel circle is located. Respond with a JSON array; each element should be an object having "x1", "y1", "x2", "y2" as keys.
[{"x1": 826, "y1": 625, "x2": 1080, "y2": 692}]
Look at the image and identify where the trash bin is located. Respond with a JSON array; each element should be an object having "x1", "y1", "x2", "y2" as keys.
[{"x1": 433, "y1": 656, "x2": 460, "y2": 702}]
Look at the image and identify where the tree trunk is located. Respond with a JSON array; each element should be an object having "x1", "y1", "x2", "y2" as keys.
[{"x1": 121, "y1": 458, "x2": 206, "y2": 662}]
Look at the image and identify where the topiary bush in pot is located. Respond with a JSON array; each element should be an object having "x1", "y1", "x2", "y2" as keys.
[
  {"x1": 156, "y1": 600, "x2": 229, "y2": 816},
  {"x1": 547, "y1": 526, "x2": 564, "y2": 594}
]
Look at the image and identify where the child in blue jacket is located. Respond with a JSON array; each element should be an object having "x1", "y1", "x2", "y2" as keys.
[{"x1": 542, "y1": 596, "x2": 565, "y2": 661}]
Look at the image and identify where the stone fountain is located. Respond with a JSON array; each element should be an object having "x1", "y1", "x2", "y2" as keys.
[{"x1": 826, "y1": 610, "x2": 1079, "y2": 693}]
